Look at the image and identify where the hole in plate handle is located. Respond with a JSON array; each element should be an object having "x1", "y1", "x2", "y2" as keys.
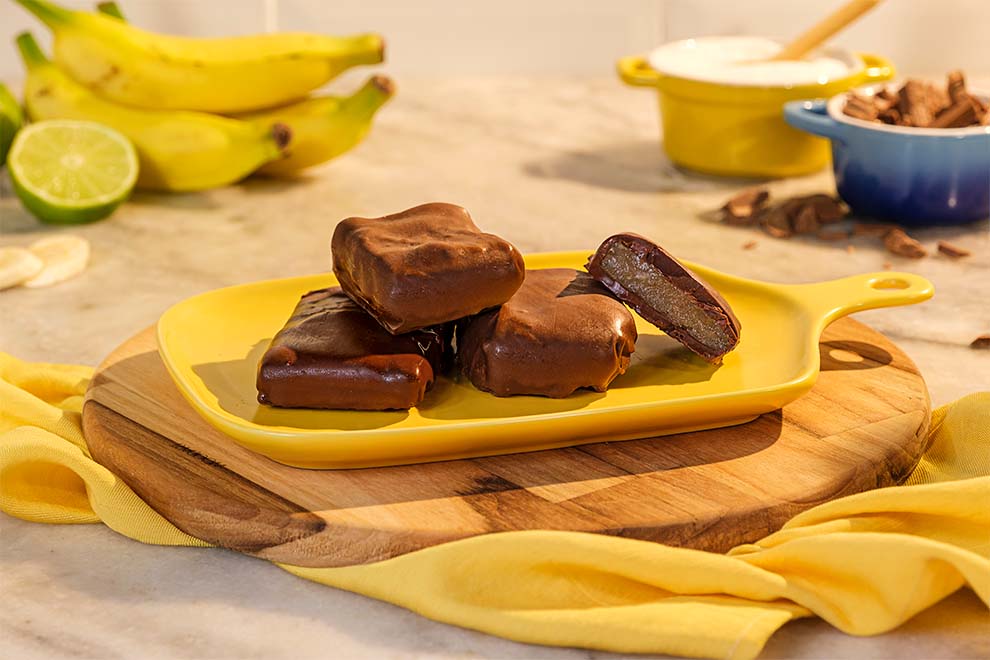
[
  {"x1": 870, "y1": 278, "x2": 910, "y2": 290},
  {"x1": 829, "y1": 348, "x2": 864, "y2": 363}
]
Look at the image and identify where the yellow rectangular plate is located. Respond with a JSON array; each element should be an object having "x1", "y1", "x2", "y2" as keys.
[{"x1": 157, "y1": 252, "x2": 932, "y2": 468}]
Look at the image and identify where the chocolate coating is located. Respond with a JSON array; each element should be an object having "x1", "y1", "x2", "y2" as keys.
[
  {"x1": 257, "y1": 287, "x2": 449, "y2": 410},
  {"x1": 331, "y1": 202, "x2": 525, "y2": 334},
  {"x1": 586, "y1": 233, "x2": 741, "y2": 363},
  {"x1": 457, "y1": 269, "x2": 637, "y2": 398}
]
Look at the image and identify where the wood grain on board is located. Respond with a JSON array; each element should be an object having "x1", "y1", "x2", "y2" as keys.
[{"x1": 83, "y1": 319, "x2": 930, "y2": 568}]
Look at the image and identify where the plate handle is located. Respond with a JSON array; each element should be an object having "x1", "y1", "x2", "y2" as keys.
[{"x1": 789, "y1": 271, "x2": 934, "y2": 326}]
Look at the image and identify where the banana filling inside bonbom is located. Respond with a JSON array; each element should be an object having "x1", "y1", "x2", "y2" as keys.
[{"x1": 600, "y1": 242, "x2": 732, "y2": 352}]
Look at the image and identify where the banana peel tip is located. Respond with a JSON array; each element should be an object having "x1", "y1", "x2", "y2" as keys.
[
  {"x1": 272, "y1": 123, "x2": 292, "y2": 152},
  {"x1": 372, "y1": 75, "x2": 396, "y2": 96}
]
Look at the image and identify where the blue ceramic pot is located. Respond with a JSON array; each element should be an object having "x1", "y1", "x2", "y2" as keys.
[{"x1": 784, "y1": 90, "x2": 990, "y2": 226}]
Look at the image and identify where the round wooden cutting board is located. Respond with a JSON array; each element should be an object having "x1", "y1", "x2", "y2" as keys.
[{"x1": 83, "y1": 318, "x2": 930, "y2": 568}]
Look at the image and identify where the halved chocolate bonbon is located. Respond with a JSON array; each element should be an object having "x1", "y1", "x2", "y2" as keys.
[{"x1": 586, "y1": 234, "x2": 741, "y2": 363}]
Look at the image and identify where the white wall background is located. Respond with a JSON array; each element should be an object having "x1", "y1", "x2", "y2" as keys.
[{"x1": 1, "y1": 0, "x2": 988, "y2": 82}]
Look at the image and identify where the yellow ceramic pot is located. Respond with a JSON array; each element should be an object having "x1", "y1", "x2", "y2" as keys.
[{"x1": 617, "y1": 50, "x2": 894, "y2": 178}]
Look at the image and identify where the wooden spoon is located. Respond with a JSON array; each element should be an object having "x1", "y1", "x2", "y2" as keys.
[{"x1": 771, "y1": 0, "x2": 883, "y2": 61}]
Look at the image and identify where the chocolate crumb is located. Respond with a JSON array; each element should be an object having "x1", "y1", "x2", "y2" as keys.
[
  {"x1": 882, "y1": 261, "x2": 892, "y2": 270},
  {"x1": 845, "y1": 244, "x2": 856, "y2": 254},
  {"x1": 970, "y1": 334, "x2": 990, "y2": 350},
  {"x1": 719, "y1": 191, "x2": 850, "y2": 241},
  {"x1": 884, "y1": 229, "x2": 928, "y2": 259},
  {"x1": 742, "y1": 240, "x2": 758, "y2": 250},
  {"x1": 937, "y1": 240, "x2": 971, "y2": 258}
]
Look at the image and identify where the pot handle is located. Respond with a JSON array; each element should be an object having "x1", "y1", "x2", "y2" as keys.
[
  {"x1": 857, "y1": 52, "x2": 896, "y2": 83},
  {"x1": 789, "y1": 272, "x2": 934, "y2": 328},
  {"x1": 617, "y1": 55, "x2": 662, "y2": 88},
  {"x1": 784, "y1": 99, "x2": 844, "y2": 139}
]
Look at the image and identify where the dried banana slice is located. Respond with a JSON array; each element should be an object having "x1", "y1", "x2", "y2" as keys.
[
  {"x1": 0, "y1": 246, "x2": 44, "y2": 289},
  {"x1": 23, "y1": 235, "x2": 91, "y2": 288}
]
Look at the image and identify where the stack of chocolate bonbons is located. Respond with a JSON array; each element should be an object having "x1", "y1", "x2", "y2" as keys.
[{"x1": 257, "y1": 203, "x2": 741, "y2": 410}]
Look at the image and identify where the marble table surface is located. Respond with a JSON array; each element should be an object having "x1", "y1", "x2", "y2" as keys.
[{"x1": 2, "y1": 76, "x2": 988, "y2": 659}]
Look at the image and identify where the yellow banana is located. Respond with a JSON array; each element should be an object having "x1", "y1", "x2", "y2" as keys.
[
  {"x1": 237, "y1": 75, "x2": 395, "y2": 176},
  {"x1": 16, "y1": 32, "x2": 290, "y2": 192},
  {"x1": 0, "y1": 82, "x2": 23, "y2": 164},
  {"x1": 14, "y1": 0, "x2": 386, "y2": 113},
  {"x1": 94, "y1": 1, "x2": 123, "y2": 20},
  {"x1": 92, "y1": 3, "x2": 395, "y2": 177}
]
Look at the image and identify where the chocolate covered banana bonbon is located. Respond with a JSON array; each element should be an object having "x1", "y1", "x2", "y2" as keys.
[
  {"x1": 586, "y1": 233, "x2": 740, "y2": 363},
  {"x1": 458, "y1": 269, "x2": 637, "y2": 397},
  {"x1": 257, "y1": 287, "x2": 450, "y2": 410},
  {"x1": 332, "y1": 202, "x2": 525, "y2": 334}
]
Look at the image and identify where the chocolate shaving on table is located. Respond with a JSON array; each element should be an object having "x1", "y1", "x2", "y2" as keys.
[
  {"x1": 884, "y1": 229, "x2": 927, "y2": 259},
  {"x1": 792, "y1": 205, "x2": 820, "y2": 235},
  {"x1": 803, "y1": 194, "x2": 847, "y2": 223},
  {"x1": 937, "y1": 240, "x2": 971, "y2": 258},
  {"x1": 970, "y1": 334, "x2": 990, "y2": 350},
  {"x1": 761, "y1": 203, "x2": 795, "y2": 238},
  {"x1": 742, "y1": 240, "x2": 758, "y2": 250},
  {"x1": 759, "y1": 195, "x2": 847, "y2": 239},
  {"x1": 722, "y1": 188, "x2": 769, "y2": 225},
  {"x1": 718, "y1": 191, "x2": 848, "y2": 240}
]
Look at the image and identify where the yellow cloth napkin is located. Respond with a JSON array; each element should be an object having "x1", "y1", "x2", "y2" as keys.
[{"x1": 1, "y1": 351, "x2": 988, "y2": 660}]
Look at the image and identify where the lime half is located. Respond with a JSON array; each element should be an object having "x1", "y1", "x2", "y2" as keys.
[{"x1": 9, "y1": 120, "x2": 138, "y2": 224}]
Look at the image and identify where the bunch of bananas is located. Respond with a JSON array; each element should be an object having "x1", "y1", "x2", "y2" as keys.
[{"x1": 10, "y1": 0, "x2": 394, "y2": 191}]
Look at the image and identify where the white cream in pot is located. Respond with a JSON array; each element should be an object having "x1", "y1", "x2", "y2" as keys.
[{"x1": 648, "y1": 36, "x2": 856, "y2": 86}]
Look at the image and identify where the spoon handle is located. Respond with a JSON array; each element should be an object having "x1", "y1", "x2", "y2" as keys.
[{"x1": 771, "y1": 0, "x2": 882, "y2": 61}]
